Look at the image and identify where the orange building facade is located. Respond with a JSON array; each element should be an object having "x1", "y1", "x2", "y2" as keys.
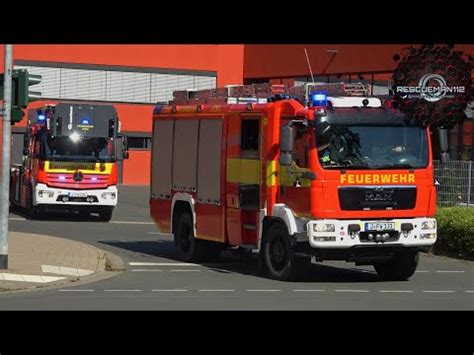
[{"x1": 0, "y1": 44, "x2": 473, "y2": 185}]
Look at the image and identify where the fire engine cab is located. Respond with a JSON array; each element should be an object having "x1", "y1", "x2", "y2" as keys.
[
  {"x1": 150, "y1": 83, "x2": 437, "y2": 281},
  {"x1": 10, "y1": 102, "x2": 128, "y2": 221}
]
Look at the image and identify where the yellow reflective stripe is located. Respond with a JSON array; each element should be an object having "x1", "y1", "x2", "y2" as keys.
[
  {"x1": 44, "y1": 161, "x2": 113, "y2": 175},
  {"x1": 226, "y1": 158, "x2": 261, "y2": 185},
  {"x1": 266, "y1": 160, "x2": 277, "y2": 187},
  {"x1": 279, "y1": 163, "x2": 312, "y2": 188}
]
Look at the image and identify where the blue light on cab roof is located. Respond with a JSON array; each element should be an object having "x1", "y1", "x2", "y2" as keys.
[
  {"x1": 311, "y1": 91, "x2": 328, "y2": 107},
  {"x1": 81, "y1": 118, "x2": 90, "y2": 125}
]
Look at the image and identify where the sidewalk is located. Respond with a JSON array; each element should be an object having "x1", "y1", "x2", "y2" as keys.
[{"x1": 0, "y1": 232, "x2": 123, "y2": 292}]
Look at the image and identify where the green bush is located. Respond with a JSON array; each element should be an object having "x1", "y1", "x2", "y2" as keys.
[{"x1": 434, "y1": 207, "x2": 474, "y2": 260}]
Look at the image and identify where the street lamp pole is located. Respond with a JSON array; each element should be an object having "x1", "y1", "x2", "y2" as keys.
[{"x1": 0, "y1": 44, "x2": 13, "y2": 269}]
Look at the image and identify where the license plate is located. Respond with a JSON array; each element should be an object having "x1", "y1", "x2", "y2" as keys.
[
  {"x1": 365, "y1": 222, "x2": 395, "y2": 231},
  {"x1": 68, "y1": 192, "x2": 87, "y2": 198}
]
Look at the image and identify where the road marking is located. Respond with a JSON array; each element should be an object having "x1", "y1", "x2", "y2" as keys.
[
  {"x1": 129, "y1": 262, "x2": 197, "y2": 266},
  {"x1": 41, "y1": 265, "x2": 94, "y2": 277},
  {"x1": 58, "y1": 289, "x2": 94, "y2": 292},
  {"x1": 8, "y1": 217, "x2": 155, "y2": 225},
  {"x1": 335, "y1": 289, "x2": 370, "y2": 293},
  {"x1": 379, "y1": 290, "x2": 413, "y2": 293},
  {"x1": 9, "y1": 217, "x2": 26, "y2": 221},
  {"x1": 110, "y1": 221, "x2": 154, "y2": 225},
  {"x1": 198, "y1": 289, "x2": 235, "y2": 292},
  {"x1": 415, "y1": 271, "x2": 429, "y2": 273},
  {"x1": 436, "y1": 271, "x2": 465, "y2": 273},
  {"x1": 131, "y1": 269, "x2": 163, "y2": 272},
  {"x1": 465, "y1": 291, "x2": 474, "y2": 293},
  {"x1": 104, "y1": 289, "x2": 142, "y2": 292},
  {"x1": 0, "y1": 273, "x2": 66, "y2": 283},
  {"x1": 171, "y1": 269, "x2": 201, "y2": 272},
  {"x1": 422, "y1": 290, "x2": 456, "y2": 293},
  {"x1": 247, "y1": 289, "x2": 282, "y2": 292},
  {"x1": 152, "y1": 289, "x2": 188, "y2": 292},
  {"x1": 293, "y1": 289, "x2": 325, "y2": 292}
]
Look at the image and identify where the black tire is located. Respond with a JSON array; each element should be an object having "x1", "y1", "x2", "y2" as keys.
[
  {"x1": 27, "y1": 188, "x2": 43, "y2": 219},
  {"x1": 374, "y1": 249, "x2": 419, "y2": 281},
  {"x1": 173, "y1": 212, "x2": 206, "y2": 262},
  {"x1": 98, "y1": 207, "x2": 114, "y2": 222},
  {"x1": 261, "y1": 222, "x2": 301, "y2": 281}
]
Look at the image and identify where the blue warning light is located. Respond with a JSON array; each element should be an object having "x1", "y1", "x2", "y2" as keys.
[
  {"x1": 311, "y1": 92, "x2": 328, "y2": 107},
  {"x1": 37, "y1": 114, "x2": 46, "y2": 122},
  {"x1": 81, "y1": 118, "x2": 90, "y2": 125}
]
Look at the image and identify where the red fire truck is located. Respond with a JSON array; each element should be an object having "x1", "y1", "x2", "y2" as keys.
[
  {"x1": 10, "y1": 102, "x2": 128, "y2": 221},
  {"x1": 150, "y1": 83, "x2": 437, "y2": 281}
]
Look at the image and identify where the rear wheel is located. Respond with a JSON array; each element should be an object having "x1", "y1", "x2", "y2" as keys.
[
  {"x1": 374, "y1": 249, "x2": 419, "y2": 281},
  {"x1": 261, "y1": 222, "x2": 302, "y2": 281},
  {"x1": 98, "y1": 207, "x2": 114, "y2": 222}
]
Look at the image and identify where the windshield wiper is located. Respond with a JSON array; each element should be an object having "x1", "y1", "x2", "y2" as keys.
[
  {"x1": 372, "y1": 163, "x2": 414, "y2": 169},
  {"x1": 324, "y1": 164, "x2": 373, "y2": 170}
]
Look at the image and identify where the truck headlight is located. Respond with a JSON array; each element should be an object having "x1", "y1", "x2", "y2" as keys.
[
  {"x1": 38, "y1": 190, "x2": 54, "y2": 198},
  {"x1": 101, "y1": 192, "x2": 117, "y2": 200},
  {"x1": 421, "y1": 221, "x2": 436, "y2": 230},
  {"x1": 313, "y1": 223, "x2": 335, "y2": 233}
]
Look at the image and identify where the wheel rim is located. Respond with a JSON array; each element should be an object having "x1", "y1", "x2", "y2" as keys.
[
  {"x1": 268, "y1": 235, "x2": 288, "y2": 272},
  {"x1": 179, "y1": 223, "x2": 192, "y2": 252}
]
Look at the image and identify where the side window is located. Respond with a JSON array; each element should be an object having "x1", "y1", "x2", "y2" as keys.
[
  {"x1": 127, "y1": 136, "x2": 152, "y2": 150},
  {"x1": 126, "y1": 134, "x2": 151, "y2": 150},
  {"x1": 293, "y1": 127, "x2": 309, "y2": 168},
  {"x1": 241, "y1": 119, "x2": 259, "y2": 152}
]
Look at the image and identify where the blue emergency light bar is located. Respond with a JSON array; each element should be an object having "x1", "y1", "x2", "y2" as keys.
[{"x1": 311, "y1": 91, "x2": 328, "y2": 107}]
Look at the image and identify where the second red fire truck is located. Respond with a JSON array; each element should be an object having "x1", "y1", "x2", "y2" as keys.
[
  {"x1": 150, "y1": 83, "x2": 437, "y2": 281},
  {"x1": 10, "y1": 102, "x2": 128, "y2": 221}
]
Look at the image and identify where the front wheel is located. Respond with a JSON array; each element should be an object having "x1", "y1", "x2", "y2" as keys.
[
  {"x1": 174, "y1": 212, "x2": 205, "y2": 263},
  {"x1": 27, "y1": 188, "x2": 43, "y2": 219},
  {"x1": 98, "y1": 207, "x2": 114, "y2": 222},
  {"x1": 261, "y1": 222, "x2": 301, "y2": 281},
  {"x1": 374, "y1": 249, "x2": 419, "y2": 281}
]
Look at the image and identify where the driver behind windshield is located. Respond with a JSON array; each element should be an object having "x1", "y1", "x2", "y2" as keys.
[{"x1": 317, "y1": 123, "x2": 427, "y2": 169}]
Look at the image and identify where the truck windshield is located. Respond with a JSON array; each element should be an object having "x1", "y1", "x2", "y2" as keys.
[
  {"x1": 40, "y1": 135, "x2": 115, "y2": 162},
  {"x1": 317, "y1": 125, "x2": 428, "y2": 169}
]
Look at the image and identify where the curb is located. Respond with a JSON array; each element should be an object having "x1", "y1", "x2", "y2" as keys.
[{"x1": 0, "y1": 234, "x2": 127, "y2": 295}]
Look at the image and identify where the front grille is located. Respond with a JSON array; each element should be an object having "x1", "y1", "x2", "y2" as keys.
[
  {"x1": 56, "y1": 195, "x2": 99, "y2": 203},
  {"x1": 339, "y1": 186, "x2": 416, "y2": 210}
]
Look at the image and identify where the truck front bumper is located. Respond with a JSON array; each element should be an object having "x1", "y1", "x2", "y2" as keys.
[
  {"x1": 34, "y1": 183, "x2": 118, "y2": 207},
  {"x1": 306, "y1": 217, "x2": 436, "y2": 249}
]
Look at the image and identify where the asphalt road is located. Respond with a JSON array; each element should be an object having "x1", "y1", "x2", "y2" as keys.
[{"x1": 1, "y1": 185, "x2": 473, "y2": 310}]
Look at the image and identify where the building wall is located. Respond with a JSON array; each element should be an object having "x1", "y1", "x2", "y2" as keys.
[{"x1": 243, "y1": 44, "x2": 474, "y2": 79}]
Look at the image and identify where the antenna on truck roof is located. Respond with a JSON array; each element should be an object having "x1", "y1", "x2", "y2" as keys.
[{"x1": 304, "y1": 48, "x2": 316, "y2": 85}]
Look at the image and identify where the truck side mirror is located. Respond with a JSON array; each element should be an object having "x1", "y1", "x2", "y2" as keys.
[
  {"x1": 280, "y1": 125, "x2": 294, "y2": 166},
  {"x1": 122, "y1": 136, "x2": 129, "y2": 159},
  {"x1": 438, "y1": 128, "x2": 450, "y2": 165}
]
